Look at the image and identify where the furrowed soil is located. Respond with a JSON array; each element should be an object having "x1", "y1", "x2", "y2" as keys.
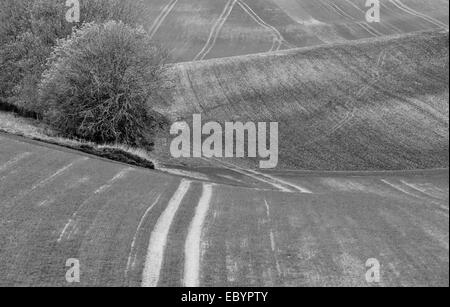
[
  {"x1": 155, "y1": 30, "x2": 449, "y2": 171},
  {"x1": 142, "y1": 0, "x2": 449, "y2": 62}
]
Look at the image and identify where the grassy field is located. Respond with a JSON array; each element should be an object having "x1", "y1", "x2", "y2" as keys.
[
  {"x1": 0, "y1": 134, "x2": 448, "y2": 286},
  {"x1": 141, "y1": 0, "x2": 449, "y2": 62},
  {"x1": 156, "y1": 30, "x2": 449, "y2": 170},
  {"x1": 0, "y1": 0, "x2": 448, "y2": 288}
]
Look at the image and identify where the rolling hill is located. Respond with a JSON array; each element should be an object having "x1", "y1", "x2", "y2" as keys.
[
  {"x1": 155, "y1": 30, "x2": 449, "y2": 170},
  {"x1": 142, "y1": 0, "x2": 449, "y2": 62},
  {"x1": 0, "y1": 0, "x2": 448, "y2": 288},
  {"x1": 0, "y1": 133, "x2": 448, "y2": 286}
]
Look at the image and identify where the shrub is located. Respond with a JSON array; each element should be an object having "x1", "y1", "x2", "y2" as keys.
[
  {"x1": 30, "y1": 0, "x2": 148, "y2": 46},
  {"x1": 0, "y1": 0, "x2": 150, "y2": 116},
  {"x1": 39, "y1": 21, "x2": 169, "y2": 147}
]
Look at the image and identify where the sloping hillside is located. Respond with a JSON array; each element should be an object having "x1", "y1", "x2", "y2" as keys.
[
  {"x1": 0, "y1": 134, "x2": 448, "y2": 286},
  {"x1": 142, "y1": 0, "x2": 449, "y2": 62},
  {"x1": 156, "y1": 30, "x2": 449, "y2": 170}
]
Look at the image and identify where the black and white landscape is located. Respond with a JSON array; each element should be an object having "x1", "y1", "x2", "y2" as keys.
[{"x1": 0, "y1": 0, "x2": 448, "y2": 288}]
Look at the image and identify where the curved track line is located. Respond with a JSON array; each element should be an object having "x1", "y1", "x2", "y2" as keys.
[
  {"x1": 400, "y1": 180, "x2": 446, "y2": 200},
  {"x1": 125, "y1": 194, "x2": 163, "y2": 279},
  {"x1": 237, "y1": 0, "x2": 295, "y2": 50},
  {"x1": 142, "y1": 180, "x2": 191, "y2": 287},
  {"x1": 29, "y1": 157, "x2": 88, "y2": 193},
  {"x1": 322, "y1": 0, "x2": 383, "y2": 36},
  {"x1": 358, "y1": 22, "x2": 382, "y2": 36},
  {"x1": 148, "y1": 0, "x2": 179, "y2": 38},
  {"x1": 204, "y1": 157, "x2": 291, "y2": 192},
  {"x1": 0, "y1": 157, "x2": 89, "y2": 215},
  {"x1": 264, "y1": 199, "x2": 282, "y2": 280},
  {"x1": 393, "y1": 0, "x2": 449, "y2": 28},
  {"x1": 381, "y1": 179, "x2": 448, "y2": 213},
  {"x1": 0, "y1": 152, "x2": 31, "y2": 173},
  {"x1": 207, "y1": 158, "x2": 313, "y2": 194},
  {"x1": 238, "y1": 0, "x2": 293, "y2": 49},
  {"x1": 342, "y1": 0, "x2": 402, "y2": 33},
  {"x1": 241, "y1": 167, "x2": 313, "y2": 194},
  {"x1": 381, "y1": 179, "x2": 422, "y2": 198},
  {"x1": 269, "y1": 37, "x2": 282, "y2": 52},
  {"x1": 194, "y1": 0, "x2": 238, "y2": 61},
  {"x1": 184, "y1": 183, "x2": 214, "y2": 287},
  {"x1": 93, "y1": 167, "x2": 133, "y2": 194},
  {"x1": 237, "y1": 1, "x2": 284, "y2": 51},
  {"x1": 389, "y1": 0, "x2": 449, "y2": 29},
  {"x1": 56, "y1": 167, "x2": 133, "y2": 243}
]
